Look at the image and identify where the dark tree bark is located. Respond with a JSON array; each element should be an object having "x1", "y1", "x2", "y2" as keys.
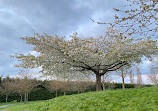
[
  {"x1": 96, "y1": 74, "x2": 102, "y2": 91},
  {"x1": 27, "y1": 93, "x2": 28, "y2": 102},
  {"x1": 6, "y1": 94, "x2": 8, "y2": 103},
  {"x1": 55, "y1": 90, "x2": 57, "y2": 97},
  {"x1": 20, "y1": 95, "x2": 23, "y2": 102},
  {"x1": 122, "y1": 77, "x2": 125, "y2": 90},
  {"x1": 71, "y1": 60, "x2": 127, "y2": 91},
  {"x1": 24, "y1": 93, "x2": 27, "y2": 104}
]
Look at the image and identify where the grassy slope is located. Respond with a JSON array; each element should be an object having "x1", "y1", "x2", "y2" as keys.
[
  {"x1": 1, "y1": 86, "x2": 158, "y2": 111},
  {"x1": 0, "y1": 102, "x2": 17, "y2": 106},
  {"x1": 0, "y1": 101, "x2": 45, "y2": 111}
]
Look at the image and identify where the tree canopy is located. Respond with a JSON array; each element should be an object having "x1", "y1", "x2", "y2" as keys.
[
  {"x1": 97, "y1": 0, "x2": 158, "y2": 38},
  {"x1": 116, "y1": 0, "x2": 158, "y2": 37},
  {"x1": 13, "y1": 28, "x2": 158, "y2": 91}
]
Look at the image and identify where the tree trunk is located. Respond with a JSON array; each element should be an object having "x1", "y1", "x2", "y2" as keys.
[
  {"x1": 6, "y1": 94, "x2": 8, "y2": 103},
  {"x1": 122, "y1": 78, "x2": 125, "y2": 89},
  {"x1": 102, "y1": 75, "x2": 105, "y2": 91},
  {"x1": 26, "y1": 93, "x2": 28, "y2": 102},
  {"x1": 96, "y1": 74, "x2": 102, "y2": 91},
  {"x1": 129, "y1": 70, "x2": 134, "y2": 84},
  {"x1": 20, "y1": 95, "x2": 23, "y2": 102},
  {"x1": 121, "y1": 70, "x2": 125, "y2": 89},
  {"x1": 55, "y1": 90, "x2": 58, "y2": 97},
  {"x1": 24, "y1": 93, "x2": 27, "y2": 104},
  {"x1": 64, "y1": 91, "x2": 66, "y2": 96}
]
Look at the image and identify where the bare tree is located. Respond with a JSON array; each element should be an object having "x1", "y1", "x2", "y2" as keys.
[
  {"x1": 107, "y1": 82, "x2": 115, "y2": 90},
  {"x1": 135, "y1": 66, "x2": 143, "y2": 88},
  {"x1": 0, "y1": 78, "x2": 15, "y2": 102},
  {"x1": 129, "y1": 69, "x2": 134, "y2": 84},
  {"x1": 71, "y1": 81, "x2": 82, "y2": 94},
  {"x1": 59, "y1": 80, "x2": 72, "y2": 96},
  {"x1": 15, "y1": 70, "x2": 38, "y2": 104},
  {"x1": 12, "y1": 78, "x2": 25, "y2": 102},
  {"x1": 78, "y1": 81, "x2": 93, "y2": 93},
  {"x1": 46, "y1": 80, "x2": 60, "y2": 97},
  {"x1": 148, "y1": 66, "x2": 158, "y2": 84},
  {"x1": 102, "y1": 73, "x2": 109, "y2": 91},
  {"x1": 118, "y1": 67, "x2": 128, "y2": 89}
]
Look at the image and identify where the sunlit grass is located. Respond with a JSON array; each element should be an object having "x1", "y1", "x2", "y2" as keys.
[
  {"x1": 32, "y1": 86, "x2": 158, "y2": 111},
  {"x1": 1, "y1": 86, "x2": 158, "y2": 111}
]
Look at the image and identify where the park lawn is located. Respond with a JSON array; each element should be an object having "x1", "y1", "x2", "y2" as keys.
[
  {"x1": 31, "y1": 86, "x2": 158, "y2": 111},
  {"x1": 0, "y1": 102, "x2": 17, "y2": 106},
  {"x1": 2, "y1": 86, "x2": 158, "y2": 111},
  {"x1": 0, "y1": 101, "x2": 45, "y2": 111}
]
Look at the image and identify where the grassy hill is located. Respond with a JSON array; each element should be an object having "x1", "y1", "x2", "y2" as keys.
[{"x1": 1, "y1": 86, "x2": 158, "y2": 111}]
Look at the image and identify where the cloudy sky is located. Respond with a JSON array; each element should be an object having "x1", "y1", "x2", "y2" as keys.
[{"x1": 0, "y1": 0, "x2": 155, "y2": 83}]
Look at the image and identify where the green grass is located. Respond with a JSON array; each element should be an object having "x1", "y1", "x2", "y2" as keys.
[
  {"x1": 0, "y1": 101, "x2": 45, "y2": 111},
  {"x1": 0, "y1": 102, "x2": 16, "y2": 106},
  {"x1": 1, "y1": 86, "x2": 158, "y2": 111}
]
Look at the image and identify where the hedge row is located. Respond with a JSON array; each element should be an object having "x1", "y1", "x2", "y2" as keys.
[{"x1": 0, "y1": 83, "x2": 152, "y2": 102}]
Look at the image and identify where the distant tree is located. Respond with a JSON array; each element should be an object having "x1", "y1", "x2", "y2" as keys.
[
  {"x1": 0, "y1": 77, "x2": 15, "y2": 102},
  {"x1": 72, "y1": 81, "x2": 83, "y2": 94},
  {"x1": 0, "y1": 75, "x2": 2, "y2": 94},
  {"x1": 12, "y1": 78, "x2": 25, "y2": 102},
  {"x1": 0, "y1": 76, "x2": 2, "y2": 84},
  {"x1": 102, "y1": 73, "x2": 110, "y2": 91},
  {"x1": 15, "y1": 70, "x2": 38, "y2": 104},
  {"x1": 59, "y1": 80, "x2": 72, "y2": 96},
  {"x1": 101, "y1": 72, "x2": 115, "y2": 90},
  {"x1": 22, "y1": 77, "x2": 37, "y2": 104},
  {"x1": 129, "y1": 69, "x2": 134, "y2": 84},
  {"x1": 107, "y1": 82, "x2": 115, "y2": 90},
  {"x1": 12, "y1": 28, "x2": 158, "y2": 91},
  {"x1": 0, "y1": 86, "x2": 2, "y2": 94},
  {"x1": 46, "y1": 80, "x2": 60, "y2": 97},
  {"x1": 78, "y1": 81, "x2": 93, "y2": 93},
  {"x1": 148, "y1": 66, "x2": 158, "y2": 84},
  {"x1": 118, "y1": 67, "x2": 129, "y2": 89},
  {"x1": 135, "y1": 66, "x2": 143, "y2": 88}
]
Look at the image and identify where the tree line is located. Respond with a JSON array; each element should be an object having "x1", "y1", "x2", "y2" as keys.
[
  {"x1": 0, "y1": 75, "x2": 95, "y2": 103},
  {"x1": 1, "y1": 65, "x2": 157, "y2": 103}
]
